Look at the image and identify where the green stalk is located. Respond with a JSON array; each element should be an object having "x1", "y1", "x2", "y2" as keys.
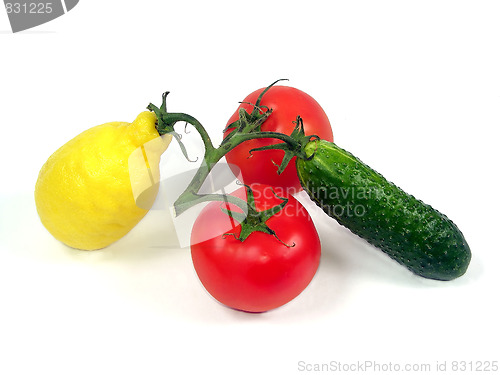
[{"x1": 146, "y1": 82, "x2": 316, "y2": 242}]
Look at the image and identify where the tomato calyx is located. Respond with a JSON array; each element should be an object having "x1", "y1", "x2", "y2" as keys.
[
  {"x1": 222, "y1": 79, "x2": 287, "y2": 138},
  {"x1": 221, "y1": 183, "x2": 294, "y2": 246},
  {"x1": 248, "y1": 116, "x2": 320, "y2": 174}
]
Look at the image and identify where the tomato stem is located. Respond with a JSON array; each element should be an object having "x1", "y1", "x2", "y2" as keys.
[{"x1": 147, "y1": 80, "x2": 316, "y2": 241}]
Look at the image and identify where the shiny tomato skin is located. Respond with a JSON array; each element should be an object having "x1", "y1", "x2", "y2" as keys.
[
  {"x1": 224, "y1": 86, "x2": 333, "y2": 192},
  {"x1": 190, "y1": 184, "x2": 321, "y2": 313}
]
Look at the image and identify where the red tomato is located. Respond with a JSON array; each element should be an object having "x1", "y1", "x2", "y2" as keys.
[
  {"x1": 224, "y1": 85, "x2": 333, "y2": 193},
  {"x1": 190, "y1": 184, "x2": 321, "y2": 313}
]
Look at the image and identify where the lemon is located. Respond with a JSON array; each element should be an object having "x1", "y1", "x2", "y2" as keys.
[{"x1": 35, "y1": 111, "x2": 172, "y2": 250}]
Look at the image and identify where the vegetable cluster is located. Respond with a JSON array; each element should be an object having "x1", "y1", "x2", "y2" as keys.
[{"x1": 35, "y1": 80, "x2": 471, "y2": 313}]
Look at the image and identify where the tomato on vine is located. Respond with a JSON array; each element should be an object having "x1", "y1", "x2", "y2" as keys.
[
  {"x1": 224, "y1": 84, "x2": 333, "y2": 192},
  {"x1": 190, "y1": 184, "x2": 321, "y2": 313}
]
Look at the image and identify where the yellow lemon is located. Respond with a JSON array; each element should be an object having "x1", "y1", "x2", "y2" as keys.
[{"x1": 35, "y1": 111, "x2": 172, "y2": 250}]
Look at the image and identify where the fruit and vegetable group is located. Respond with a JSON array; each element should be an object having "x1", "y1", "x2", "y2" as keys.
[
  {"x1": 34, "y1": 82, "x2": 472, "y2": 315},
  {"x1": 35, "y1": 111, "x2": 172, "y2": 250},
  {"x1": 190, "y1": 184, "x2": 321, "y2": 312}
]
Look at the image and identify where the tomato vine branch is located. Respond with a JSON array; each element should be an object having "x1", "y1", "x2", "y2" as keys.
[{"x1": 147, "y1": 81, "x2": 317, "y2": 242}]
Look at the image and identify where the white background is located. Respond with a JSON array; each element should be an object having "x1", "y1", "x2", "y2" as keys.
[{"x1": 1, "y1": 1, "x2": 500, "y2": 374}]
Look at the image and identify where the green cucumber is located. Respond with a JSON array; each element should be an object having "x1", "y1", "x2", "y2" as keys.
[{"x1": 296, "y1": 140, "x2": 471, "y2": 280}]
